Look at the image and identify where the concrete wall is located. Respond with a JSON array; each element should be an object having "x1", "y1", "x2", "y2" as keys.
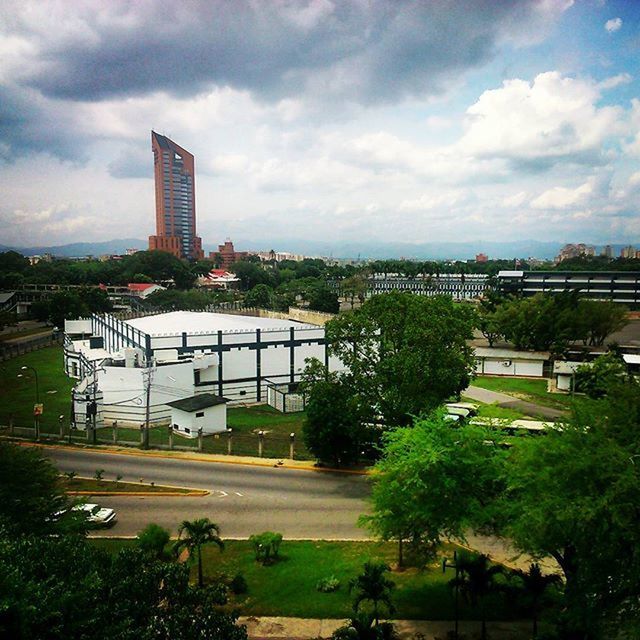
[
  {"x1": 476, "y1": 358, "x2": 545, "y2": 377},
  {"x1": 219, "y1": 306, "x2": 335, "y2": 327},
  {"x1": 171, "y1": 404, "x2": 226, "y2": 437}
]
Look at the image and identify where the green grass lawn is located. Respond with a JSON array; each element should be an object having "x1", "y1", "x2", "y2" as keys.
[
  {"x1": 0, "y1": 346, "x2": 75, "y2": 427},
  {"x1": 62, "y1": 476, "x2": 197, "y2": 494},
  {"x1": 467, "y1": 401, "x2": 528, "y2": 421},
  {"x1": 471, "y1": 376, "x2": 576, "y2": 412},
  {"x1": 0, "y1": 346, "x2": 311, "y2": 458},
  {"x1": 109, "y1": 405, "x2": 311, "y2": 459},
  {"x1": 91, "y1": 539, "x2": 528, "y2": 621}
]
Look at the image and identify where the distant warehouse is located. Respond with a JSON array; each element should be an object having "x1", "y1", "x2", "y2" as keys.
[
  {"x1": 64, "y1": 311, "x2": 341, "y2": 425},
  {"x1": 497, "y1": 271, "x2": 640, "y2": 306}
]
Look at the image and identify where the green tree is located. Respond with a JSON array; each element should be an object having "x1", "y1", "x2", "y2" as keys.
[
  {"x1": 501, "y1": 383, "x2": 640, "y2": 639},
  {"x1": 0, "y1": 535, "x2": 247, "y2": 640},
  {"x1": 0, "y1": 250, "x2": 30, "y2": 277},
  {"x1": 477, "y1": 308, "x2": 502, "y2": 347},
  {"x1": 514, "y1": 563, "x2": 562, "y2": 638},
  {"x1": 361, "y1": 412, "x2": 505, "y2": 566},
  {"x1": 341, "y1": 275, "x2": 368, "y2": 309},
  {"x1": 0, "y1": 441, "x2": 71, "y2": 536},
  {"x1": 574, "y1": 352, "x2": 627, "y2": 398},
  {"x1": 493, "y1": 292, "x2": 579, "y2": 353},
  {"x1": 449, "y1": 552, "x2": 504, "y2": 640},
  {"x1": 0, "y1": 311, "x2": 16, "y2": 332},
  {"x1": 327, "y1": 292, "x2": 476, "y2": 427},
  {"x1": 174, "y1": 518, "x2": 224, "y2": 588},
  {"x1": 137, "y1": 523, "x2": 171, "y2": 560},
  {"x1": 42, "y1": 291, "x2": 89, "y2": 328},
  {"x1": 349, "y1": 561, "x2": 396, "y2": 626},
  {"x1": 302, "y1": 366, "x2": 371, "y2": 466},
  {"x1": 231, "y1": 260, "x2": 275, "y2": 290},
  {"x1": 578, "y1": 300, "x2": 627, "y2": 346},
  {"x1": 245, "y1": 284, "x2": 274, "y2": 308},
  {"x1": 307, "y1": 282, "x2": 340, "y2": 313}
]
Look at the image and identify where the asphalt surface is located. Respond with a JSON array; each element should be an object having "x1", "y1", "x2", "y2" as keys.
[
  {"x1": 464, "y1": 385, "x2": 566, "y2": 420},
  {"x1": 45, "y1": 448, "x2": 371, "y2": 539}
]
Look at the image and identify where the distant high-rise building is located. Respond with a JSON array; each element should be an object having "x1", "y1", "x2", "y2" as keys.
[
  {"x1": 149, "y1": 131, "x2": 203, "y2": 261},
  {"x1": 621, "y1": 245, "x2": 636, "y2": 259},
  {"x1": 555, "y1": 243, "x2": 595, "y2": 263},
  {"x1": 475, "y1": 253, "x2": 489, "y2": 263},
  {"x1": 209, "y1": 240, "x2": 249, "y2": 269},
  {"x1": 601, "y1": 245, "x2": 613, "y2": 259}
]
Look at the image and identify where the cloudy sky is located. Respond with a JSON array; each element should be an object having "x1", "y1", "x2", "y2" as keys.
[{"x1": 1, "y1": 0, "x2": 639, "y2": 251}]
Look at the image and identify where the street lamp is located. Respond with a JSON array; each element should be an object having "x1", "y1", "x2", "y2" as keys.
[
  {"x1": 443, "y1": 550, "x2": 460, "y2": 640},
  {"x1": 20, "y1": 365, "x2": 40, "y2": 440}
]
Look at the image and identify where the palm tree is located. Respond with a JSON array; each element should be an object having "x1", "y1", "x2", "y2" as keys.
[
  {"x1": 516, "y1": 563, "x2": 562, "y2": 638},
  {"x1": 349, "y1": 561, "x2": 396, "y2": 626},
  {"x1": 173, "y1": 518, "x2": 224, "y2": 588},
  {"x1": 449, "y1": 552, "x2": 504, "y2": 640}
]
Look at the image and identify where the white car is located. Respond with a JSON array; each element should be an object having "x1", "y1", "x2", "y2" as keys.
[{"x1": 71, "y1": 503, "x2": 117, "y2": 528}]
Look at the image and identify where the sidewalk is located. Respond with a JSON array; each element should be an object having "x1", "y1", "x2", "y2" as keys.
[
  {"x1": 12, "y1": 439, "x2": 369, "y2": 475},
  {"x1": 240, "y1": 616, "x2": 532, "y2": 639},
  {"x1": 464, "y1": 385, "x2": 566, "y2": 421}
]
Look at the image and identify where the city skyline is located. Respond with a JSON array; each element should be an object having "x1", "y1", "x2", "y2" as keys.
[{"x1": 0, "y1": 1, "x2": 639, "y2": 249}]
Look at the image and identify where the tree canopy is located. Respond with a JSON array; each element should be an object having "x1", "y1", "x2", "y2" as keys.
[{"x1": 326, "y1": 292, "x2": 476, "y2": 427}]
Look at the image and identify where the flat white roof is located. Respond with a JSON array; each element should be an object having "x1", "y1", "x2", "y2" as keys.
[
  {"x1": 124, "y1": 311, "x2": 315, "y2": 336},
  {"x1": 474, "y1": 346, "x2": 550, "y2": 360}
]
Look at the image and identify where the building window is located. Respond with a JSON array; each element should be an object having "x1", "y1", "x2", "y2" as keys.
[
  {"x1": 195, "y1": 411, "x2": 205, "y2": 418},
  {"x1": 194, "y1": 370, "x2": 201, "y2": 384}
]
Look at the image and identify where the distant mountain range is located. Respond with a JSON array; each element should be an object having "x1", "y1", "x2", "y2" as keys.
[
  {"x1": 0, "y1": 238, "x2": 632, "y2": 261},
  {"x1": 0, "y1": 239, "x2": 147, "y2": 258}
]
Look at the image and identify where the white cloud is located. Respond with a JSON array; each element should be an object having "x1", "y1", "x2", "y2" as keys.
[
  {"x1": 501, "y1": 191, "x2": 528, "y2": 208},
  {"x1": 599, "y1": 73, "x2": 632, "y2": 90},
  {"x1": 605, "y1": 17, "x2": 622, "y2": 33},
  {"x1": 459, "y1": 71, "x2": 624, "y2": 166},
  {"x1": 530, "y1": 180, "x2": 594, "y2": 209}
]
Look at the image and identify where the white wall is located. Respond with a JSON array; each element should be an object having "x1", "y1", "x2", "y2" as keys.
[
  {"x1": 171, "y1": 404, "x2": 227, "y2": 437},
  {"x1": 476, "y1": 358, "x2": 545, "y2": 377}
]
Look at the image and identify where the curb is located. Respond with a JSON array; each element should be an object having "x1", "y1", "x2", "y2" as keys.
[
  {"x1": 11, "y1": 438, "x2": 371, "y2": 475},
  {"x1": 64, "y1": 475, "x2": 209, "y2": 497},
  {"x1": 67, "y1": 490, "x2": 209, "y2": 497}
]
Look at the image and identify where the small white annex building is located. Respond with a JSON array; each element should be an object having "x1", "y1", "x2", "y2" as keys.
[
  {"x1": 166, "y1": 393, "x2": 228, "y2": 438},
  {"x1": 64, "y1": 310, "x2": 341, "y2": 425},
  {"x1": 474, "y1": 347, "x2": 550, "y2": 378},
  {"x1": 553, "y1": 361, "x2": 583, "y2": 391}
]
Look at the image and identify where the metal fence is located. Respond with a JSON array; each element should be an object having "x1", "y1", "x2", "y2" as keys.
[
  {"x1": 0, "y1": 417, "x2": 311, "y2": 461},
  {"x1": 0, "y1": 333, "x2": 62, "y2": 362}
]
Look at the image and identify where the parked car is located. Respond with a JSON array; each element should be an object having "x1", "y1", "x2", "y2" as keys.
[{"x1": 70, "y1": 503, "x2": 117, "y2": 528}]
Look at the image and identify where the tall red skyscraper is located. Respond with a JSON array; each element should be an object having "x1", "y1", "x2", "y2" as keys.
[{"x1": 149, "y1": 131, "x2": 204, "y2": 260}]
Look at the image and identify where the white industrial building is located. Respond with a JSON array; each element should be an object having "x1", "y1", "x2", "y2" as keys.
[
  {"x1": 474, "y1": 347, "x2": 550, "y2": 378},
  {"x1": 64, "y1": 311, "x2": 340, "y2": 426}
]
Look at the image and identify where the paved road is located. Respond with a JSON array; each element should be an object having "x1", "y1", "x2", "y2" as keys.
[
  {"x1": 44, "y1": 447, "x2": 553, "y2": 571},
  {"x1": 45, "y1": 448, "x2": 371, "y2": 539},
  {"x1": 464, "y1": 385, "x2": 566, "y2": 420}
]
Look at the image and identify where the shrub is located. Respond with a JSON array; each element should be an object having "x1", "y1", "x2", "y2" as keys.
[
  {"x1": 137, "y1": 523, "x2": 171, "y2": 560},
  {"x1": 230, "y1": 573, "x2": 248, "y2": 595},
  {"x1": 249, "y1": 531, "x2": 283, "y2": 564},
  {"x1": 316, "y1": 576, "x2": 341, "y2": 593}
]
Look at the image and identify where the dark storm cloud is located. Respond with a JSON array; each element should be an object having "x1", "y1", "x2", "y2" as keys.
[
  {"x1": 0, "y1": 84, "x2": 87, "y2": 162},
  {"x1": 14, "y1": 0, "x2": 549, "y2": 105},
  {"x1": 108, "y1": 144, "x2": 152, "y2": 179}
]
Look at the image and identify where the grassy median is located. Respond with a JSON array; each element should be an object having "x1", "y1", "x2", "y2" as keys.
[{"x1": 91, "y1": 538, "x2": 525, "y2": 621}]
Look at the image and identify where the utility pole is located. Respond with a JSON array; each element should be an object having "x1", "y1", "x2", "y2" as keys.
[
  {"x1": 142, "y1": 362, "x2": 153, "y2": 450},
  {"x1": 443, "y1": 551, "x2": 460, "y2": 640}
]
